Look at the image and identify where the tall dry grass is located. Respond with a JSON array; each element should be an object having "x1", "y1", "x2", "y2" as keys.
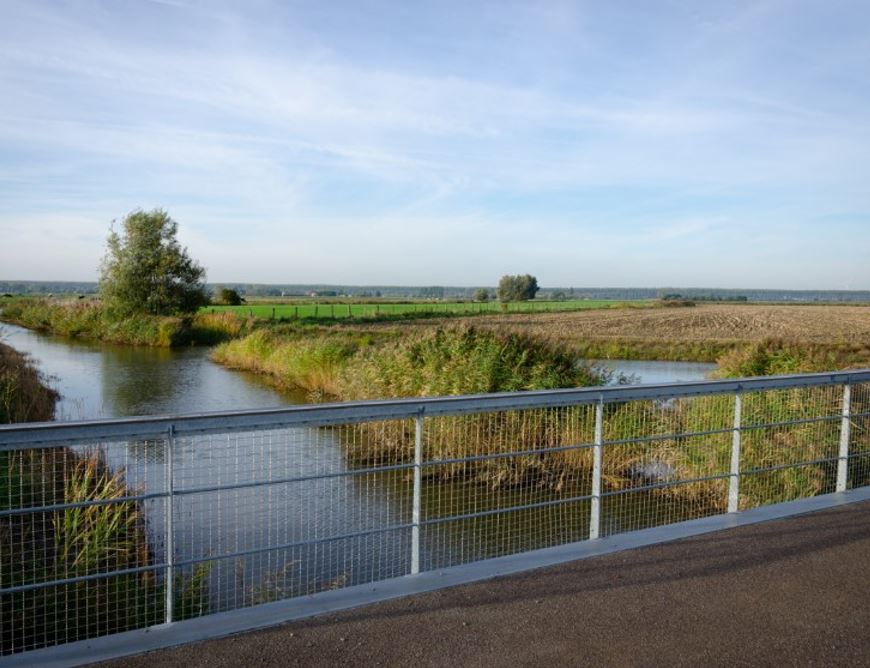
[
  {"x1": 213, "y1": 325, "x2": 869, "y2": 510},
  {"x1": 0, "y1": 296, "x2": 248, "y2": 347},
  {"x1": 0, "y1": 342, "x2": 57, "y2": 424}
]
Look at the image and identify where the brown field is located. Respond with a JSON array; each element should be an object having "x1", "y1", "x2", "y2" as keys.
[
  {"x1": 353, "y1": 304, "x2": 870, "y2": 343},
  {"x1": 340, "y1": 304, "x2": 870, "y2": 365},
  {"x1": 468, "y1": 304, "x2": 870, "y2": 344}
]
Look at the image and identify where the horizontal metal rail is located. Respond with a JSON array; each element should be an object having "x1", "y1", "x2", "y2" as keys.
[
  {"x1": 173, "y1": 523, "x2": 415, "y2": 569},
  {"x1": 0, "y1": 563, "x2": 164, "y2": 596},
  {"x1": 600, "y1": 472, "x2": 734, "y2": 496},
  {"x1": 0, "y1": 491, "x2": 165, "y2": 518},
  {"x1": 742, "y1": 455, "x2": 845, "y2": 476},
  {"x1": 173, "y1": 461, "x2": 416, "y2": 497},
  {"x1": 421, "y1": 492, "x2": 596, "y2": 526},
  {"x1": 2, "y1": 369, "x2": 868, "y2": 448}
]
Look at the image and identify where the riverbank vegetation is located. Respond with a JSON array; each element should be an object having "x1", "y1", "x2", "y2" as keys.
[
  {"x1": 0, "y1": 297, "x2": 248, "y2": 347},
  {"x1": 0, "y1": 342, "x2": 207, "y2": 653},
  {"x1": 714, "y1": 339, "x2": 869, "y2": 376},
  {"x1": 212, "y1": 319, "x2": 869, "y2": 514},
  {"x1": 212, "y1": 325, "x2": 608, "y2": 399},
  {"x1": 0, "y1": 343, "x2": 57, "y2": 424}
]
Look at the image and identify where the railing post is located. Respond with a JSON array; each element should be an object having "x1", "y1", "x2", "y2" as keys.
[
  {"x1": 411, "y1": 413, "x2": 423, "y2": 574},
  {"x1": 164, "y1": 424, "x2": 175, "y2": 625},
  {"x1": 590, "y1": 398, "x2": 603, "y2": 540},
  {"x1": 837, "y1": 384, "x2": 851, "y2": 492},
  {"x1": 728, "y1": 392, "x2": 742, "y2": 513}
]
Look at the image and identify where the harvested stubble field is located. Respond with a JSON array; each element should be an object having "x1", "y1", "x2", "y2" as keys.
[
  {"x1": 468, "y1": 304, "x2": 870, "y2": 343},
  {"x1": 340, "y1": 304, "x2": 870, "y2": 364}
]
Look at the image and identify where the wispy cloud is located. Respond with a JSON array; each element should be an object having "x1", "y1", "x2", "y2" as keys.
[{"x1": 0, "y1": 0, "x2": 868, "y2": 287}]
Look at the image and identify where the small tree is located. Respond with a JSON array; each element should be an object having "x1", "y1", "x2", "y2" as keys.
[
  {"x1": 100, "y1": 209, "x2": 208, "y2": 317},
  {"x1": 474, "y1": 288, "x2": 490, "y2": 302},
  {"x1": 218, "y1": 288, "x2": 243, "y2": 306},
  {"x1": 497, "y1": 274, "x2": 539, "y2": 302}
]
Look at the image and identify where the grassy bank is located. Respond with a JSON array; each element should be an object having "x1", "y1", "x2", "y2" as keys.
[
  {"x1": 0, "y1": 343, "x2": 207, "y2": 653},
  {"x1": 715, "y1": 338, "x2": 870, "y2": 376},
  {"x1": 0, "y1": 343, "x2": 58, "y2": 424},
  {"x1": 563, "y1": 337, "x2": 870, "y2": 368},
  {"x1": 213, "y1": 325, "x2": 607, "y2": 399},
  {"x1": 214, "y1": 325, "x2": 615, "y2": 487},
  {"x1": 0, "y1": 297, "x2": 247, "y2": 347},
  {"x1": 213, "y1": 324, "x2": 869, "y2": 511}
]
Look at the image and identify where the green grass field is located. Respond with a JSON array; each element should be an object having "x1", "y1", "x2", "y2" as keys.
[{"x1": 202, "y1": 299, "x2": 646, "y2": 320}]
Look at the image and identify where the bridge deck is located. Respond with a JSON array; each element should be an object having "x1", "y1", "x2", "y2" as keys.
[{"x1": 101, "y1": 500, "x2": 870, "y2": 667}]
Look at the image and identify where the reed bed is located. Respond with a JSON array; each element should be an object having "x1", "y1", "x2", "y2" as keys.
[
  {"x1": 0, "y1": 297, "x2": 247, "y2": 347},
  {"x1": 215, "y1": 325, "x2": 868, "y2": 514}
]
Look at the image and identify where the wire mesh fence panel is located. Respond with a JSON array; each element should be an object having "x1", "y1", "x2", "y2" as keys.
[
  {"x1": 599, "y1": 394, "x2": 734, "y2": 536},
  {"x1": 848, "y1": 382, "x2": 870, "y2": 490},
  {"x1": 739, "y1": 385, "x2": 843, "y2": 510},
  {"x1": 171, "y1": 421, "x2": 414, "y2": 617},
  {"x1": 600, "y1": 481, "x2": 729, "y2": 537},
  {"x1": 0, "y1": 438, "x2": 166, "y2": 655},
  {"x1": 421, "y1": 406, "x2": 597, "y2": 570}
]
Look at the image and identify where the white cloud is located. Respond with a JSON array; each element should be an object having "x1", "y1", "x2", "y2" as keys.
[{"x1": 0, "y1": 0, "x2": 869, "y2": 287}]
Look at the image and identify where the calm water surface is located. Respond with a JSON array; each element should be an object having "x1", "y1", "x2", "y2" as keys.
[
  {"x1": 1, "y1": 323, "x2": 299, "y2": 419},
  {"x1": 595, "y1": 359, "x2": 716, "y2": 385}
]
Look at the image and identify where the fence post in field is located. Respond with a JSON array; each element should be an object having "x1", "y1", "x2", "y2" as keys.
[
  {"x1": 348, "y1": 304, "x2": 352, "y2": 318},
  {"x1": 728, "y1": 392, "x2": 742, "y2": 513},
  {"x1": 590, "y1": 398, "x2": 604, "y2": 539},
  {"x1": 837, "y1": 384, "x2": 852, "y2": 492},
  {"x1": 412, "y1": 412, "x2": 424, "y2": 574},
  {"x1": 165, "y1": 424, "x2": 176, "y2": 624}
]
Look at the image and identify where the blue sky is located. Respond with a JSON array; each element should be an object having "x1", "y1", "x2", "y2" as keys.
[{"x1": 1, "y1": 0, "x2": 868, "y2": 288}]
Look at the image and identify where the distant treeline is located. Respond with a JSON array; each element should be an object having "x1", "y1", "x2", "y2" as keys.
[
  {"x1": 661, "y1": 293, "x2": 748, "y2": 302},
  {"x1": 2, "y1": 281, "x2": 870, "y2": 303},
  {"x1": 0, "y1": 281, "x2": 99, "y2": 296}
]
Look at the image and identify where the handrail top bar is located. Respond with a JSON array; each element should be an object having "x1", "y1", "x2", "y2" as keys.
[{"x1": 1, "y1": 369, "x2": 868, "y2": 447}]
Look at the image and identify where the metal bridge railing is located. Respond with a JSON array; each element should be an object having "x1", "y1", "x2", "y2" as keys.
[{"x1": 1, "y1": 370, "x2": 869, "y2": 658}]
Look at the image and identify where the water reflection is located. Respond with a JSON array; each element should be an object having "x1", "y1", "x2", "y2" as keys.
[
  {"x1": 594, "y1": 359, "x2": 716, "y2": 385},
  {"x1": 0, "y1": 323, "x2": 299, "y2": 419}
]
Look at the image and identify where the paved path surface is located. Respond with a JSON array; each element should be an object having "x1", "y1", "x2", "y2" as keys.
[{"x1": 101, "y1": 501, "x2": 870, "y2": 667}]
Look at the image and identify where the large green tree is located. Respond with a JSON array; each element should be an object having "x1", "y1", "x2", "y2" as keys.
[
  {"x1": 497, "y1": 274, "x2": 539, "y2": 302},
  {"x1": 99, "y1": 209, "x2": 208, "y2": 317}
]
